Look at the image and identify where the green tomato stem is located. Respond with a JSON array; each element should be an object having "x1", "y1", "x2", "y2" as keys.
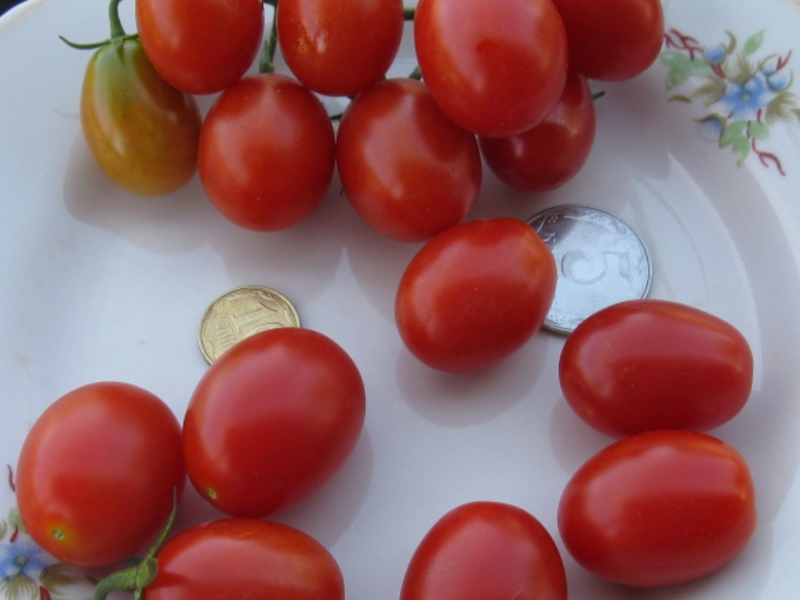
[
  {"x1": 592, "y1": 90, "x2": 606, "y2": 101},
  {"x1": 108, "y1": 0, "x2": 126, "y2": 39},
  {"x1": 404, "y1": 6, "x2": 415, "y2": 20},
  {"x1": 92, "y1": 490, "x2": 179, "y2": 600},
  {"x1": 260, "y1": 3, "x2": 280, "y2": 73}
]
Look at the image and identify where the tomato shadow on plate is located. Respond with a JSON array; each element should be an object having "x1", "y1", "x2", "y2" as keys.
[
  {"x1": 173, "y1": 428, "x2": 373, "y2": 549},
  {"x1": 394, "y1": 331, "x2": 554, "y2": 428}
]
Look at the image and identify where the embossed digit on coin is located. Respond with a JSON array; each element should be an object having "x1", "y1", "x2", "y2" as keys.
[
  {"x1": 199, "y1": 286, "x2": 301, "y2": 364},
  {"x1": 527, "y1": 205, "x2": 652, "y2": 335}
]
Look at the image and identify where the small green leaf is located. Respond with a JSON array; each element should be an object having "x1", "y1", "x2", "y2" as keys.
[
  {"x1": 720, "y1": 120, "x2": 747, "y2": 147},
  {"x1": 669, "y1": 94, "x2": 692, "y2": 102},
  {"x1": 743, "y1": 30, "x2": 765, "y2": 56},
  {"x1": 748, "y1": 120, "x2": 770, "y2": 140},
  {"x1": 728, "y1": 53, "x2": 757, "y2": 85},
  {"x1": 693, "y1": 76, "x2": 728, "y2": 106},
  {"x1": 732, "y1": 135, "x2": 751, "y2": 165}
]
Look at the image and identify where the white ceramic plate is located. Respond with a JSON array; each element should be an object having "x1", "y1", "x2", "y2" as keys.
[{"x1": 2, "y1": 0, "x2": 800, "y2": 598}]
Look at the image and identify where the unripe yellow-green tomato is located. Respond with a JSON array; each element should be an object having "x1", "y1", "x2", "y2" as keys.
[{"x1": 80, "y1": 37, "x2": 202, "y2": 196}]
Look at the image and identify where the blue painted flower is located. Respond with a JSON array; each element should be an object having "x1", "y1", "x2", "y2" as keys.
[
  {"x1": 718, "y1": 75, "x2": 771, "y2": 120},
  {"x1": 703, "y1": 44, "x2": 727, "y2": 63},
  {"x1": 761, "y1": 56, "x2": 780, "y2": 76},
  {"x1": 697, "y1": 116, "x2": 724, "y2": 142},
  {"x1": 767, "y1": 71, "x2": 790, "y2": 91},
  {"x1": 0, "y1": 536, "x2": 55, "y2": 581}
]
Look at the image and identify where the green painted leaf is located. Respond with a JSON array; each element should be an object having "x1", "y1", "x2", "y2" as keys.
[
  {"x1": 732, "y1": 135, "x2": 751, "y2": 165},
  {"x1": 765, "y1": 91, "x2": 800, "y2": 124},
  {"x1": 721, "y1": 120, "x2": 747, "y2": 147},
  {"x1": 743, "y1": 30, "x2": 765, "y2": 56},
  {"x1": 748, "y1": 121, "x2": 770, "y2": 140},
  {"x1": 728, "y1": 53, "x2": 757, "y2": 85},
  {"x1": 693, "y1": 76, "x2": 728, "y2": 106},
  {"x1": 669, "y1": 95, "x2": 692, "y2": 102}
]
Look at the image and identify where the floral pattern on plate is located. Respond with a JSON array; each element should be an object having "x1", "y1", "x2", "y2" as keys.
[{"x1": 662, "y1": 28, "x2": 800, "y2": 175}]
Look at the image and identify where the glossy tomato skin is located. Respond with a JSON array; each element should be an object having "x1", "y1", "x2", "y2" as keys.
[
  {"x1": 550, "y1": 0, "x2": 664, "y2": 81},
  {"x1": 479, "y1": 71, "x2": 596, "y2": 192},
  {"x1": 183, "y1": 328, "x2": 366, "y2": 518},
  {"x1": 278, "y1": 0, "x2": 404, "y2": 97},
  {"x1": 145, "y1": 519, "x2": 344, "y2": 600},
  {"x1": 136, "y1": 0, "x2": 264, "y2": 94},
  {"x1": 337, "y1": 78, "x2": 482, "y2": 242},
  {"x1": 401, "y1": 502, "x2": 567, "y2": 600},
  {"x1": 198, "y1": 73, "x2": 336, "y2": 231},
  {"x1": 414, "y1": 0, "x2": 568, "y2": 138},
  {"x1": 558, "y1": 430, "x2": 757, "y2": 587},
  {"x1": 395, "y1": 218, "x2": 557, "y2": 372},
  {"x1": 81, "y1": 38, "x2": 201, "y2": 196},
  {"x1": 559, "y1": 299, "x2": 754, "y2": 437},
  {"x1": 16, "y1": 382, "x2": 185, "y2": 567}
]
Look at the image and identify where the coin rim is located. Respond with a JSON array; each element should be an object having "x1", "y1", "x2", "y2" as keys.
[
  {"x1": 198, "y1": 285, "x2": 302, "y2": 364},
  {"x1": 527, "y1": 204, "x2": 653, "y2": 335}
]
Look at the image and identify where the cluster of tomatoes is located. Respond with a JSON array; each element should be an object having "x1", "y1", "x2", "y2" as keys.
[{"x1": 22, "y1": 0, "x2": 764, "y2": 597}]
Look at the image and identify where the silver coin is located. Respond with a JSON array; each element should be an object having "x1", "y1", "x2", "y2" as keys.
[{"x1": 527, "y1": 205, "x2": 652, "y2": 335}]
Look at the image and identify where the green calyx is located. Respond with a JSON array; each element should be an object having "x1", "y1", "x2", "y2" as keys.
[{"x1": 59, "y1": 0, "x2": 137, "y2": 51}]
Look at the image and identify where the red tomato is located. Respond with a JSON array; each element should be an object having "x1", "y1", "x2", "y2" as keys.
[
  {"x1": 395, "y1": 218, "x2": 557, "y2": 372},
  {"x1": 198, "y1": 73, "x2": 336, "y2": 231},
  {"x1": 15, "y1": 382, "x2": 185, "y2": 567},
  {"x1": 478, "y1": 71, "x2": 596, "y2": 192},
  {"x1": 336, "y1": 78, "x2": 482, "y2": 242},
  {"x1": 414, "y1": 0, "x2": 568, "y2": 137},
  {"x1": 144, "y1": 519, "x2": 344, "y2": 600},
  {"x1": 277, "y1": 0, "x2": 404, "y2": 97},
  {"x1": 401, "y1": 502, "x2": 567, "y2": 600},
  {"x1": 559, "y1": 299, "x2": 754, "y2": 437},
  {"x1": 136, "y1": 0, "x2": 264, "y2": 94},
  {"x1": 558, "y1": 430, "x2": 757, "y2": 587},
  {"x1": 549, "y1": 0, "x2": 664, "y2": 81},
  {"x1": 183, "y1": 328, "x2": 366, "y2": 518}
]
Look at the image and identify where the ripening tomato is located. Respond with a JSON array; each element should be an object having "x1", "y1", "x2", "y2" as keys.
[
  {"x1": 558, "y1": 430, "x2": 757, "y2": 587},
  {"x1": 559, "y1": 299, "x2": 754, "y2": 437},
  {"x1": 336, "y1": 78, "x2": 482, "y2": 242},
  {"x1": 277, "y1": 0, "x2": 404, "y2": 97},
  {"x1": 395, "y1": 218, "x2": 557, "y2": 372},
  {"x1": 16, "y1": 382, "x2": 185, "y2": 567},
  {"x1": 478, "y1": 71, "x2": 596, "y2": 192},
  {"x1": 144, "y1": 519, "x2": 344, "y2": 600},
  {"x1": 549, "y1": 0, "x2": 664, "y2": 81},
  {"x1": 414, "y1": 0, "x2": 568, "y2": 137},
  {"x1": 183, "y1": 328, "x2": 366, "y2": 518},
  {"x1": 136, "y1": 0, "x2": 264, "y2": 94},
  {"x1": 198, "y1": 73, "x2": 336, "y2": 231},
  {"x1": 80, "y1": 37, "x2": 201, "y2": 196},
  {"x1": 401, "y1": 502, "x2": 567, "y2": 600}
]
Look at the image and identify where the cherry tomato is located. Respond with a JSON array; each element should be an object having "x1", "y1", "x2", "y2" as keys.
[
  {"x1": 558, "y1": 430, "x2": 757, "y2": 587},
  {"x1": 559, "y1": 299, "x2": 754, "y2": 437},
  {"x1": 277, "y1": 0, "x2": 404, "y2": 97},
  {"x1": 549, "y1": 0, "x2": 664, "y2": 81},
  {"x1": 414, "y1": 0, "x2": 568, "y2": 138},
  {"x1": 183, "y1": 328, "x2": 366, "y2": 518},
  {"x1": 336, "y1": 78, "x2": 482, "y2": 242},
  {"x1": 145, "y1": 519, "x2": 344, "y2": 600},
  {"x1": 395, "y1": 218, "x2": 557, "y2": 372},
  {"x1": 478, "y1": 71, "x2": 596, "y2": 192},
  {"x1": 198, "y1": 73, "x2": 336, "y2": 231},
  {"x1": 401, "y1": 502, "x2": 567, "y2": 600},
  {"x1": 136, "y1": 0, "x2": 264, "y2": 95},
  {"x1": 80, "y1": 37, "x2": 201, "y2": 196},
  {"x1": 15, "y1": 382, "x2": 185, "y2": 567}
]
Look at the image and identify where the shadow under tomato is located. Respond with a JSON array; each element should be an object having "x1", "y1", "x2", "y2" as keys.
[{"x1": 395, "y1": 331, "x2": 554, "y2": 428}]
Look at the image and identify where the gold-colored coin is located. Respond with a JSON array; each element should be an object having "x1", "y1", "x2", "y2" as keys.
[{"x1": 199, "y1": 285, "x2": 301, "y2": 364}]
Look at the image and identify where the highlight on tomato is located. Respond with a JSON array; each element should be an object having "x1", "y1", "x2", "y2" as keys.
[
  {"x1": 183, "y1": 327, "x2": 366, "y2": 518},
  {"x1": 198, "y1": 72, "x2": 336, "y2": 231},
  {"x1": 549, "y1": 0, "x2": 665, "y2": 81},
  {"x1": 277, "y1": 0, "x2": 405, "y2": 97},
  {"x1": 414, "y1": 0, "x2": 568, "y2": 137},
  {"x1": 400, "y1": 502, "x2": 567, "y2": 600},
  {"x1": 15, "y1": 382, "x2": 185, "y2": 567},
  {"x1": 395, "y1": 218, "x2": 557, "y2": 372},
  {"x1": 558, "y1": 299, "x2": 754, "y2": 437},
  {"x1": 558, "y1": 430, "x2": 757, "y2": 587},
  {"x1": 136, "y1": 0, "x2": 264, "y2": 95},
  {"x1": 336, "y1": 78, "x2": 482, "y2": 242},
  {"x1": 479, "y1": 70, "x2": 596, "y2": 192},
  {"x1": 71, "y1": 0, "x2": 201, "y2": 196}
]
